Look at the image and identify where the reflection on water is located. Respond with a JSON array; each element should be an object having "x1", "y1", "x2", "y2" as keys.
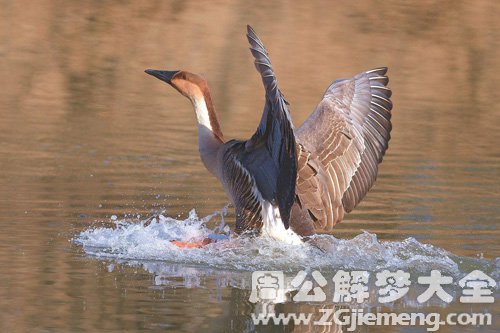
[
  {"x1": 76, "y1": 211, "x2": 500, "y2": 315},
  {"x1": 0, "y1": 0, "x2": 499, "y2": 332}
]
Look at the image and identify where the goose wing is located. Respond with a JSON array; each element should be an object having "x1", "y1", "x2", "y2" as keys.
[
  {"x1": 223, "y1": 26, "x2": 297, "y2": 232},
  {"x1": 295, "y1": 68, "x2": 393, "y2": 230}
]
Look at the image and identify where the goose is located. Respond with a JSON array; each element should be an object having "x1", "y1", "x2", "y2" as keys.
[{"x1": 145, "y1": 25, "x2": 392, "y2": 245}]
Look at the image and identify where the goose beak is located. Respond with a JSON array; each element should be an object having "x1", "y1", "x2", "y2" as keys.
[{"x1": 144, "y1": 69, "x2": 180, "y2": 84}]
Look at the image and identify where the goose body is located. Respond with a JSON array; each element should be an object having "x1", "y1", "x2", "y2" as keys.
[{"x1": 145, "y1": 26, "x2": 393, "y2": 243}]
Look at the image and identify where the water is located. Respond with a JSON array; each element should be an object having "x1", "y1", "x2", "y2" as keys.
[
  {"x1": 75, "y1": 211, "x2": 497, "y2": 278},
  {"x1": 74, "y1": 212, "x2": 500, "y2": 331},
  {"x1": 1, "y1": 1, "x2": 499, "y2": 332}
]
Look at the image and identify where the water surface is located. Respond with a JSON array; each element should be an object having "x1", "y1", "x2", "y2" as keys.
[{"x1": 0, "y1": 1, "x2": 499, "y2": 332}]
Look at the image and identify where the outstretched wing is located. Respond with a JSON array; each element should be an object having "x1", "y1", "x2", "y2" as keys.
[
  {"x1": 295, "y1": 68, "x2": 392, "y2": 230},
  {"x1": 224, "y1": 25, "x2": 297, "y2": 231}
]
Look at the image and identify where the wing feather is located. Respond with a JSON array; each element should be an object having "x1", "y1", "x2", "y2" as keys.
[
  {"x1": 295, "y1": 68, "x2": 393, "y2": 229},
  {"x1": 242, "y1": 25, "x2": 297, "y2": 228},
  {"x1": 222, "y1": 142, "x2": 263, "y2": 233}
]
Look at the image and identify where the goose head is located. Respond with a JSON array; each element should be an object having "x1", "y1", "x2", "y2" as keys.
[
  {"x1": 144, "y1": 69, "x2": 208, "y2": 102},
  {"x1": 144, "y1": 68, "x2": 225, "y2": 146}
]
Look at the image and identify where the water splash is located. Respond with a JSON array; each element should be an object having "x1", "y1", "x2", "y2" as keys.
[{"x1": 74, "y1": 209, "x2": 500, "y2": 281}]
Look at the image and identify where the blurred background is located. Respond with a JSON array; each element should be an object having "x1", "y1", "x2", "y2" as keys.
[{"x1": 0, "y1": 1, "x2": 499, "y2": 332}]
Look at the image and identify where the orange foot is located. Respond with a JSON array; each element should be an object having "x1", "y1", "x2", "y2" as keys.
[{"x1": 170, "y1": 238, "x2": 213, "y2": 249}]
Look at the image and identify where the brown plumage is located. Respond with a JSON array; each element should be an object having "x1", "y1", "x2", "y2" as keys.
[
  {"x1": 145, "y1": 26, "x2": 393, "y2": 242},
  {"x1": 294, "y1": 68, "x2": 392, "y2": 234}
]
